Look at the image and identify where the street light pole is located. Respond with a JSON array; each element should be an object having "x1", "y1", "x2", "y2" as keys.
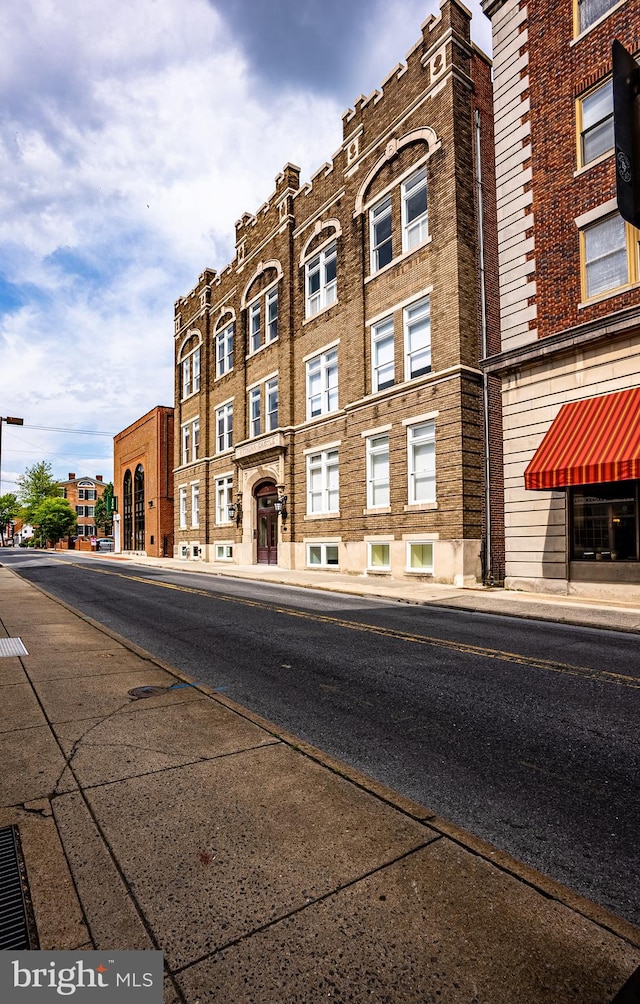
[{"x1": 0, "y1": 415, "x2": 24, "y2": 495}]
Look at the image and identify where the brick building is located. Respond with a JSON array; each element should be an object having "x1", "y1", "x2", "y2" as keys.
[
  {"x1": 58, "y1": 474, "x2": 106, "y2": 540},
  {"x1": 173, "y1": 0, "x2": 502, "y2": 584},
  {"x1": 481, "y1": 0, "x2": 640, "y2": 598},
  {"x1": 113, "y1": 406, "x2": 174, "y2": 558}
]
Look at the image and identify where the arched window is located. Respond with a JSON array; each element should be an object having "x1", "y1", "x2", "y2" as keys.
[
  {"x1": 134, "y1": 464, "x2": 145, "y2": 550},
  {"x1": 123, "y1": 470, "x2": 133, "y2": 551}
]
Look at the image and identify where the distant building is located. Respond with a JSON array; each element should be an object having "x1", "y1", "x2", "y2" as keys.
[
  {"x1": 173, "y1": 0, "x2": 502, "y2": 584},
  {"x1": 481, "y1": 0, "x2": 640, "y2": 598},
  {"x1": 113, "y1": 406, "x2": 174, "y2": 557},
  {"x1": 58, "y1": 474, "x2": 107, "y2": 540}
]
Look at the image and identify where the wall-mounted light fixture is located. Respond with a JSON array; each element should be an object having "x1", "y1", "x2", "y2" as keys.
[
  {"x1": 228, "y1": 492, "x2": 243, "y2": 525},
  {"x1": 274, "y1": 486, "x2": 288, "y2": 523}
]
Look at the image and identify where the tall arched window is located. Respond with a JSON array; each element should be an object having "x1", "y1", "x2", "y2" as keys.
[
  {"x1": 134, "y1": 464, "x2": 145, "y2": 550},
  {"x1": 123, "y1": 470, "x2": 133, "y2": 550}
]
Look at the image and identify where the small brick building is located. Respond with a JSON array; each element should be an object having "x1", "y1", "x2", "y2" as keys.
[
  {"x1": 173, "y1": 0, "x2": 502, "y2": 585},
  {"x1": 58, "y1": 474, "x2": 107, "y2": 541},
  {"x1": 113, "y1": 406, "x2": 174, "y2": 557},
  {"x1": 482, "y1": 0, "x2": 640, "y2": 598}
]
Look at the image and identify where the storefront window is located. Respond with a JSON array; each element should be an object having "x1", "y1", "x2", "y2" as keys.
[{"x1": 571, "y1": 482, "x2": 638, "y2": 561}]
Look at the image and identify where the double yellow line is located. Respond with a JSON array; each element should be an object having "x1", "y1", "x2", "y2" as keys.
[{"x1": 63, "y1": 559, "x2": 640, "y2": 690}]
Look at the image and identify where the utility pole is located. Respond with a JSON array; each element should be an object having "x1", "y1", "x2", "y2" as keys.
[{"x1": 0, "y1": 416, "x2": 24, "y2": 495}]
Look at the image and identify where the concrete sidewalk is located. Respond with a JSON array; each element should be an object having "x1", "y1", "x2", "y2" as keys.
[{"x1": 1, "y1": 562, "x2": 639, "y2": 1003}]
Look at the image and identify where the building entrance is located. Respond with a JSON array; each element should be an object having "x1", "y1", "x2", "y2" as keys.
[{"x1": 255, "y1": 482, "x2": 278, "y2": 564}]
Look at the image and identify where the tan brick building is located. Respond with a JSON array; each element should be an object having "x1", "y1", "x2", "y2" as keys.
[
  {"x1": 58, "y1": 474, "x2": 107, "y2": 540},
  {"x1": 174, "y1": 0, "x2": 502, "y2": 584},
  {"x1": 113, "y1": 406, "x2": 174, "y2": 558},
  {"x1": 481, "y1": 0, "x2": 640, "y2": 598}
]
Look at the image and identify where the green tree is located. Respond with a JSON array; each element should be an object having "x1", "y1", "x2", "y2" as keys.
[
  {"x1": 16, "y1": 462, "x2": 59, "y2": 521},
  {"x1": 31, "y1": 497, "x2": 77, "y2": 547},
  {"x1": 0, "y1": 493, "x2": 20, "y2": 545},
  {"x1": 94, "y1": 482, "x2": 114, "y2": 534}
]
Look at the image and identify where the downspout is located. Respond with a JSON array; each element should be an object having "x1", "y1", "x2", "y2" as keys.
[{"x1": 475, "y1": 108, "x2": 492, "y2": 584}]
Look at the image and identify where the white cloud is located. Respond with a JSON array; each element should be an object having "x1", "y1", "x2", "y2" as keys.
[{"x1": 0, "y1": 0, "x2": 344, "y2": 485}]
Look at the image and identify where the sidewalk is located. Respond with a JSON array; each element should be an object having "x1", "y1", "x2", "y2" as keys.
[{"x1": 0, "y1": 561, "x2": 639, "y2": 1002}]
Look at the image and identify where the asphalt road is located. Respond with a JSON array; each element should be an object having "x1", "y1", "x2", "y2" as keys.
[{"x1": 3, "y1": 549, "x2": 640, "y2": 927}]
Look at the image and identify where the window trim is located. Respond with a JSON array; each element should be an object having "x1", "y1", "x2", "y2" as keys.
[
  {"x1": 306, "y1": 541, "x2": 340, "y2": 568},
  {"x1": 576, "y1": 78, "x2": 614, "y2": 169},
  {"x1": 305, "y1": 240, "x2": 337, "y2": 318},
  {"x1": 573, "y1": 0, "x2": 622, "y2": 40},
  {"x1": 306, "y1": 347, "x2": 339, "y2": 421},
  {"x1": 403, "y1": 296, "x2": 432, "y2": 381},
  {"x1": 366, "y1": 433, "x2": 390, "y2": 509},
  {"x1": 407, "y1": 420, "x2": 436, "y2": 506},
  {"x1": 367, "y1": 540, "x2": 391, "y2": 572},
  {"x1": 179, "y1": 485, "x2": 187, "y2": 530},
  {"x1": 579, "y1": 212, "x2": 640, "y2": 303},
  {"x1": 191, "y1": 483, "x2": 199, "y2": 529},
  {"x1": 401, "y1": 166, "x2": 428, "y2": 253},
  {"x1": 371, "y1": 316, "x2": 395, "y2": 393},
  {"x1": 180, "y1": 343, "x2": 201, "y2": 401},
  {"x1": 306, "y1": 447, "x2": 339, "y2": 515},
  {"x1": 215, "y1": 320, "x2": 234, "y2": 379},
  {"x1": 215, "y1": 401, "x2": 234, "y2": 454},
  {"x1": 215, "y1": 474, "x2": 234, "y2": 525},
  {"x1": 370, "y1": 195, "x2": 393, "y2": 273},
  {"x1": 405, "y1": 540, "x2": 435, "y2": 574}
]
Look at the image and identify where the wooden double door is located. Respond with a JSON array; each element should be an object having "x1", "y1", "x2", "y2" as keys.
[{"x1": 255, "y1": 482, "x2": 278, "y2": 565}]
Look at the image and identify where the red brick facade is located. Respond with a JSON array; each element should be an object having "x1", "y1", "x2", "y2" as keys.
[
  {"x1": 174, "y1": 0, "x2": 502, "y2": 584},
  {"x1": 58, "y1": 474, "x2": 107, "y2": 541},
  {"x1": 113, "y1": 406, "x2": 174, "y2": 557}
]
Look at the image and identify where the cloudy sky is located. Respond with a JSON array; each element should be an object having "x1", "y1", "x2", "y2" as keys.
[{"x1": 0, "y1": 0, "x2": 490, "y2": 493}]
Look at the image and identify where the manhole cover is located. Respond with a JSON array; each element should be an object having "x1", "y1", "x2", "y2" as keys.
[{"x1": 128, "y1": 686, "x2": 169, "y2": 700}]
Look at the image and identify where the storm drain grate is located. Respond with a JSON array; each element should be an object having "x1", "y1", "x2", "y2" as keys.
[
  {"x1": 0, "y1": 637, "x2": 28, "y2": 658},
  {"x1": 0, "y1": 825, "x2": 37, "y2": 950}
]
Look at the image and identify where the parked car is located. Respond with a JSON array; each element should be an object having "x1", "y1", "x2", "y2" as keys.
[{"x1": 95, "y1": 537, "x2": 114, "y2": 552}]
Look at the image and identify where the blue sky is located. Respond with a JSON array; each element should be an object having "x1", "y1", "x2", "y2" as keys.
[{"x1": 0, "y1": 0, "x2": 490, "y2": 493}]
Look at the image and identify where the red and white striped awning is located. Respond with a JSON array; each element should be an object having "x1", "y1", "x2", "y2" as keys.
[{"x1": 524, "y1": 387, "x2": 640, "y2": 490}]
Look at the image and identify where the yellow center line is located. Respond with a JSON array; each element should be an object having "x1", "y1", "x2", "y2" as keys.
[{"x1": 57, "y1": 558, "x2": 640, "y2": 690}]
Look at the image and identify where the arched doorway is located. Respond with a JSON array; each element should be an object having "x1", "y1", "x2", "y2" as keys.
[
  {"x1": 255, "y1": 480, "x2": 278, "y2": 564},
  {"x1": 134, "y1": 464, "x2": 145, "y2": 550},
  {"x1": 123, "y1": 470, "x2": 133, "y2": 550}
]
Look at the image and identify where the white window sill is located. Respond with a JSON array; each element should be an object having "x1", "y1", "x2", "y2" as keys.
[
  {"x1": 573, "y1": 148, "x2": 613, "y2": 178},
  {"x1": 304, "y1": 512, "x2": 341, "y2": 521},
  {"x1": 246, "y1": 337, "x2": 278, "y2": 360},
  {"x1": 570, "y1": 1, "x2": 627, "y2": 46},
  {"x1": 362, "y1": 506, "x2": 391, "y2": 515},
  {"x1": 404, "y1": 502, "x2": 438, "y2": 512}
]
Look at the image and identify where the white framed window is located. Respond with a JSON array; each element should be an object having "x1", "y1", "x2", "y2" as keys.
[
  {"x1": 179, "y1": 486, "x2": 187, "y2": 529},
  {"x1": 581, "y1": 213, "x2": 639, "y2": 299},
  {"x1": 370, "y1": 196, "x2": 393, "y2": 272},
  {"x1": 406, "y1": 541, "x2": 434, "y2": 573},
  {"x1": 78, "y1": 488, "x2": 97, "y2": 501},
  {"x1": 307, "y1": 448, "x2": 339, "y2": 514},
  {"x1": 266, "y1": 288, "x2": 278, "y2": 343},
  {"x1": 181, "y1": 418, "x2": 199, "y2": 465},
  {"x1": 249, "y1": 386, "x2": 261, "y2": 438},
  {"x1": 215, "y1": 475, "x2": 233, "y2": 525},
  {"x1": 248, "y1": 286, "x2": 278, "y2": 354},
  {"x1": 191, "y1": 484, "x2": 199, "y2": 528},
  {"x1": 266, "y1": 376, "x2": 279, "y2": 431},
  {"x1": 367, "y1": 542, "x2": 391, "y2": 571},
  {"x1": 249, "y1": 301, "x2": 261, "y2": 353},
  {"x1": 408, "y1": 421, "x2": 436, "y2": 504},
  {"x1": 372, "y1": 317, "x2": 395, "y2": 392},
  {"x1": 578, "y1": 79, "x2": 614, "y2": 167},
  {"x1": 306, "y1": 241, "x2": 337, "y2": 317},
  {"x1": 402, "y1": 167, "x2": 428, "y2": 251},
  {"x1": 216, "y1": 543, "x2": 233, "y2": 561},
  {"x1": 216, "y1": 322, "x2": 234, "y2": 378},
  {"x1": 216, "y1": 402, "x2": 233, "y2": 453},
  {"x1": 575, "y1": 0, "x2": 617, "y2": 35},
  {"x1": 181, "y1": 345, "x2": 201, "y2": 398},
  {"x1": 404, "y1": 297, "x2": 431, "y2": 380},
  {"x1": 306, "y1": 348, "x2": 338, "y2": 419},
  {"x1": 306, "y1": 542, "x2": 340, "y2": 567},
  {"x1": 366, "y1": 434, "x2": 390, "y2": 508}
]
